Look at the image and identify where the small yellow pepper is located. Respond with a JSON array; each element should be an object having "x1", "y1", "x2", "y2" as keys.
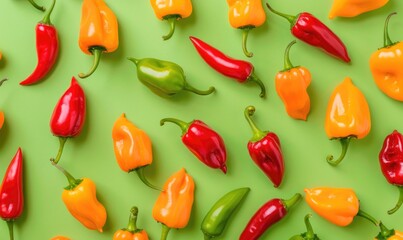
[
  {"x1": 113, "y1": 207, "x2": 149, "y2": 240},
  {"x1": 78, "y1": 0, "x2": 119, "y2": 78},
  {"x1": 329, "y1": 0, "x2": 389, "y2": 19},
  {"x1": 227, "y1": 0, "x2": 266, "y2": 57},
  {"x1": 325, "y1": 77, "x2": 371, "y2": 166},
  {"x1": 50, "y1": 237, "x2": 70, "y2": 240},
  {"x1": 150, "y1": 0, "x2": 192, "y2": 40},
  {"x1": 152, "y1": 168, "x2": 195, "y2": 240},
  {"x1": 375, "y1": 222, "x2": 403, "y2": 240}
]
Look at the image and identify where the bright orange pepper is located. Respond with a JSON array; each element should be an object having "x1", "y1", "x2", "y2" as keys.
[
  {"x1": 78, "y1": 0, "x2": 119, "y2": 78},
  {"x1": 275, "y1": 40, "x2": 311, "y2": 120},
  {"x1": 150, "y1": 0, "x2": 192, "y2": 40},
  {"x1": 227, "y1": 0, "x2": 266, "y2": 57},
  {"x1": 50, "y1": 237, "x2": 70, "y2": 240},
  {"x1": 113, "y1": 207, "x2": 149, "y2": 240},
  {"x1": 0, "y1": 111, "x2": 4, "y2": 130},
  {"x1": 325, "y1": 77, "x2": 371, "y2": 166},
  {"x1": 152, "y1": 168, "x2": 195, "y2": 240},
  {"x1": 375, "y1": 222, "x2": 403, "y2": 240},
  {"x1": 329, "y1": 0, "x2": 389, "y2": 19},
  {"x1": 370, "y1": 13, "x2": 403, "y2": 102}
]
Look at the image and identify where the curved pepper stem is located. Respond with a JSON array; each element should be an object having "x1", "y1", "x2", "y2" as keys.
[
  {"x1": 356, "y1": 209, "x2": 379, "y2": 226},
  {"x1": 134, "y1": 167, "x2": 163, "y2": 191},
  {"x1": 326, "y1": 137, "x2": 352, "y2": 166},
  {"x1": 383, "y1": 12, "x2": 397, "y2": 47},
  {"x1": 50, "y1": 159, "x2": 82, "y2": 190},
  {"x1": 388, "y1": 186, "x2": 403, "y2": 214},
  {"x1": 162, "y1": 15, "x2": 180, "y2": 41},
  {"x1": 160, "y1": 118, "x2": 190, "y2": 135},
  {"x1": 51, "y1": 137, "x2": 67, "y2": 164},
  {"x1": 304, "y1": 214, "x2": 315, "y2": 239},
  {"x1": 7, "y1": 221, "x2": 14, "y2": 240},
  {"x1": 283, "y1": 193, "x2": 302, "y2": 211},
  {"x1": 247, "y1": 72, "x2": 266, "y2": 98},
  {"x1": 183, "y1": 82, "x2": 215, "y2": 95},
  {"x1": 126, "y1": 206, "x2": 139, "y2": 233},
  {"x1": 40, "y1": 0, "x2": 56, "y2": 25},
  {"x1": 27, "y1": 0, "x2": 45, "y2": 11},
  {"x1": 160, "y1": 224, "x2": 171, "y2": 240},
  {"x1": 0, "y1": 78, "x2": 8, "y2": 87},
  {"x1": 241, "y1": 27, "x2": 254, "y2": 58},
  {"x1": 244, "y1": 106, "x2": 267, "y2": 142},
  {"x1": 283, "y1": 40, "x2": 297, "y2": 71},
  {"x1": 79, "y1": 47, "x2": 105, "y2": 79},
  {"x1": 266, "y1": 3, "x2": 296, "y2": 27}
]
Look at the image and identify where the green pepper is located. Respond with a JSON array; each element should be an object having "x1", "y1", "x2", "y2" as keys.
[
  {"x1": 289, "y1": 214, "x2": 320, "y2": 240},
  {"x1": 128, "y1": 57, "x2": 215, "y2": 97},
  {"x1": 201, "y1": 187, "x2": 250, "y2": 240}
]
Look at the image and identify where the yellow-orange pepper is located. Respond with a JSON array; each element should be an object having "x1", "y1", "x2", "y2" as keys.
[
  {"x1": 304, "y1": 187, "x2": 378, "y2": 227},
  {"x1": 113, "y1": 207, "x2": 149, "y2": 240},
  {"x1": 370, "y1": 13, "x2": 403, "y2": 102},
  {"x1": 150, "y1": 0, "x2": 192, "y2": 40},
  {"x1": 325, "y1": 77, "x2": 371, "y2": 166},
  {"x1": 112, "y1": 113, "x2": 160, "y2": 191},
  {"x1": 227, "y1": 0, "x2": 266, "y2": 57},
  {"x1": 78, "y1": 0, "x2": 119, "y2": 78},
  {"x1": 152, "y1": 168, "x2": 195, "y2": 240},
  {"x1": 275, "y1": 40, "x2": 311, "y2": 121},
  {"x1": 329, "y1": 0, "x2": 389, "y2": 19},
  {"x1": 375, "y1": 222, "x2": 403, "y2": 240},
  {"x1": 50, "y1": 237, "x2": 70, "y2": 240}
]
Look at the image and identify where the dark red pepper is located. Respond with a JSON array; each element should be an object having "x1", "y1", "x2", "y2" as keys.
[
  {"x1": 379, "y1": 130, "x2": 403, "y2": 214},
  {"x1": 20, "y1": 0, "x2": 58, "y2": 86},
  {"x1": 240, "y1": 193, "x2": 301, "y2": 240},
  {"x1": 160, "y1": 117, "x2": 227, "y2": 173},
  {"x1": 50, "y1": 77, "x2": 86, "y2": 164},
  {"x1": 0, "y1": 148, "x2": 24, "y2": 240},
  {"x1": 266, "y1": 3, "x2": 350, "y2": 63},
  {"x1": 189, "y1": 36, "x2": 266, "y2": 98},
  {"x1": 244, "y1": 105, "x2": 284, "y2": 187}
]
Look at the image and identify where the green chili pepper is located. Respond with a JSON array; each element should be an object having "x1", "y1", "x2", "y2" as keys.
[
  {"x1": 201, "y1": 187, "x2": 250, "y2": 240},
  {"x1": 128, "y1": 57, "x2": 215, "y2": 97},
  {"x1": 289, "y1": 214, "x2": 320, "y2": 240}
]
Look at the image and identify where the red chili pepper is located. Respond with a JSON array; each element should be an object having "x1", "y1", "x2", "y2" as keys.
[
  {"x1": 0, "y1": 148, "x2": 24, "y2": 240},
  {"x1": 266, "y1": 3, "x2": 350, "y2": 63},
  {"x1": 189, "y1": 36, "x2": 266, "y2": 98},
  {"x1": 20, "y1": 0, "x2": 59, "y2": 86},
  {"x1": 240, "y1": 193, "x2": 301, "y2": 240},
  {"x1": 379, "y1": 130, "x2": 403, "y2": 215},
  {"x1": 160, "y1": 117, "x2": 227, "y2": 173},
  {"x1": 244, "y1": 106, "x2": 284, "y2": 187},
  {"x1": 50, "y1": 77, "x2": 86, "y2": 164}
]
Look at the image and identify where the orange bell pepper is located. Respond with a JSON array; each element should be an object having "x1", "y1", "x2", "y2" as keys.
[
  {"x1": 227, "y1": 0, "x2": 266, "y2": 57},
  {"x1": 325, "y1": 77, "x2": 371, "y2": 166},
  {"x1": 375, "y1": 222, "x2": 403, "y2": 240},
  {"x1": 275, "y1": 40, "x2": 311, "y2": 120},
  {"x1": 50, "y1": 237, "x2": 70, "y2": 240},
  {"x1": 329, "y1": 0, "x2": 389, "y2": 19},
  {"x1": 152, "y1": 168, "x2": 195, "y2": 240},
  {"x1": 113, "y1": 207, "x2": 149, "y2": 240},
  {"x1": 370, "y1": 12, "x2": 403, "y2": 102},
  {"x1": 150, "y1": 0, "x2": 192, "y2": 40},
  {"x1": 78, "y1": 0, "x2": 119, "y2": 78}
]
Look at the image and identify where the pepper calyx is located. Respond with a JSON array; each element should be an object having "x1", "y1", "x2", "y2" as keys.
[{"x1": 244, "y1": 106, "x2": 268, "y2": 142}]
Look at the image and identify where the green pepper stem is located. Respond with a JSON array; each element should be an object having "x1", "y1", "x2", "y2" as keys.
[
  {"x1": 283, "y1": 193, "x2": 302, "y2": 211},
  {"x1": 283, "y1": 40, "x2": 297, "y2": 71},
  {"x1": 134, "y1": 167, "x2": 162, "y2": 191},
  {"x1": 7, "y1": 221, "x2": 14, "y2": 240},
  {"x1": 383, "y1": 12, "x2": 397, "y2": 47},
  {"x1": 326, "y1": 137, "x2": 352, "y2": 166},
  {"x1": 304, "y1": 214, "x2": 315, "y2": 239},
  {"x1": 160, "y1": 224, "x2": 171, "y2": 240},
  {"x1": 244, "y1": 106, "x2": 267, "y2": 142},
  {"x1": 126, "y1": 206, "x2": 139, "y2": 233},
  {"x1": 266, "y1": 3, "x2": 296, "y2": 26},
  {"x1": 127, "y1": 57, "x2": 140, "y2": 66},
  {"x1": 242, "y1": 27, "x2": 253, "y2": 58},
  {"x1": 247, "y1": 71, "x2": 266, "y2": 98},
  {"x1": 388, "y1": 186, "x2": 403, "y2": 214},
  {"x1": 79, "y1": 47, "x2": 105, "y2": 79},
  {"x1": 183, "y1": 83, "x2": 215, "y2": 96},
  {"x1": 0, "y1": 78, "x2": 8, "y2": 87},
  {"x1": 378, "y1": 222, "x2": 395, "y2": 239},
  {"x1": 51, "y1": 137, "x2": 67, "y2": 164},
  {"x1": 27, "y1": 0, "x2": 45, "y2": 11},
  {"x1": 50, "y1": 159, "x2": 82, "y2": 189},
  {"x1": 162, "y1": 15, "x2": 179, "y2": 41},
  {"x1": 160, "y1": 117, "x2": 190, "y2": 135},
  {"x1": 41, "y1": 0, "x2": 56, "y2": 25},
  {"x1": 356, "y1": 209, "x2": 379, "y2": 226}
]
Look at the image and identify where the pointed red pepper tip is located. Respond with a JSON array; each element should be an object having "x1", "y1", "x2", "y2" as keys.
[{"x1": 220, "y1": 165, "x2": 227, "y2": 174}]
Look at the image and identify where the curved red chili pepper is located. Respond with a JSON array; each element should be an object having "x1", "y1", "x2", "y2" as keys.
[
  {"x1": 189, "y1": 36, "x2": 266, "y2": 98},
  {"x1": 0, "y1": 148, "x2": 24, "y2": 240},
  {"x1": 20, "y1": 0, "x2": 58, "y2": 86}
]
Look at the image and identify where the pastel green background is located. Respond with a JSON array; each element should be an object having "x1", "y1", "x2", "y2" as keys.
[{"x1": 0, "y1": 0, "x2": 402, "y2": 239}]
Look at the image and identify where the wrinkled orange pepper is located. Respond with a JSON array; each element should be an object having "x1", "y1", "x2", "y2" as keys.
[
  {"x1": 152, "y1": 168, "x2": 195, "y2": 240},
  {"x1": 275, "y1": 40, "x2": 311, "y2": 120},
  {"x1": 370, "y1": 12, "x2": 403, "y2": 102},
  {"x1": 150, "y1": 0, "x2": 192, "y2": 40},
  {"x1": 329, "y1": 0, "x2": 389, "y2": 19},
  {"x1": 227, "y1": 0, "x2": 266, "y2": 57},
  {"x1": 113, "y1": 206, "x2": 149, "y2": 240},
  {"x1": 78, "y1": 0, "x2": 119, "y2": 78},
  {"x1": 50, "y1": 237, "x2": 70, "y2": 240},
  {"x1": 325, "y1": 77, "x2": 371, "y2": 166},
  {"x1": 375, "y1": 222, "x2": 403, "y2": 240}
]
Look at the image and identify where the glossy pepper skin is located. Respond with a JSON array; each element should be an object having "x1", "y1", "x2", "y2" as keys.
[
  {"x1": 0, "y1": 148, "x2": 23, "y2": 240},
  {"x1": 375, "y1": 222, "x2": 403, "y2": 240},
  {"x1": 150, "y1": 0, "x2": 192, "y2": 40},
  {"x1": 379, "y1": 130, "x2": 403, "y2": 214},
  {"x1": 289, "y1": 214, "x2": 320, "y2": 240},
  {"x1": 20, "y1": 0, "x2": 58, "y2": 86},
  {"x1": 189, "y1": 36, "x2": 266, "y2": 98},
  {"x1": 128, "y1": 57, "x2": 215, "y2": 98},
  {"x1": 112, "y1": 113, "x2": 161, "y2": 190},
  {"x1": 370, "y1": 13, "x2": 403, "y2": 101},
  {"x1": 152, "y1": 168, "x2": 195, "y2": 240},
  {"x1": 27, "y1": 0, "x2": 45, "y2": 11},
  {"x1": 50, "y1": 77, "x2": 86, "y2": 164},
  {"x1": 51, "y1": 237, "x2": 70, "y2": 240},
  {"x1": 227, "y1": 0, "x2": 266, "y2": 57},
  {"x1": 304, "y1": 187, "x2": 378, "y2": 227},
  {"x1": 325, "y1": 77, "x2": 371, "y2": 166},
  {"x1": 275, "y1": 40, "x2": 311, "y2": 120},
  {"x1": 240, "y1": 193, "x2": 301, "y2": 240},
  {"x1": 113, "y1": 207, "x2": 149, "y2": 240},
  {"x1": 329, "y1": 0, "x2": 389, "y2": 19},
  {"x1": 78, "y1": 0, "x2": 119, "y2": 78},
  {"x1": 244, "y1": 106, "x2": 284, "y2": 187},
  {"x1": 160, "y1": 117, "x2": 227, "y2": 173},
  {"x1": 266, "y1": 3, "x2": 350, "y2": 63}
]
